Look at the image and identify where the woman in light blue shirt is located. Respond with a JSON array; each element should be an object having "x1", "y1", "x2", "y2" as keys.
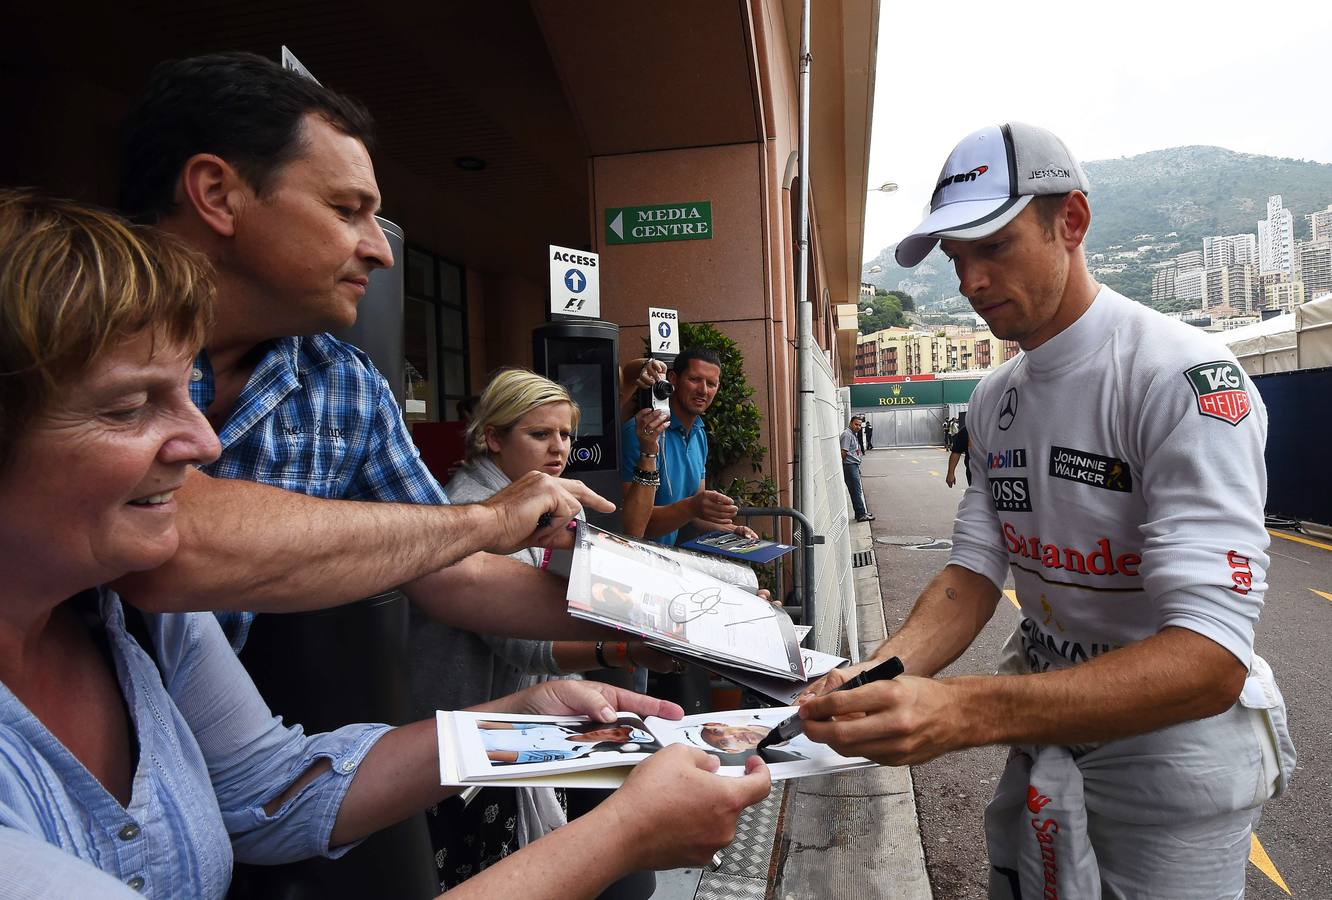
[{"x1": 0, "y1": 192, "x2": 770, "y2": 898}]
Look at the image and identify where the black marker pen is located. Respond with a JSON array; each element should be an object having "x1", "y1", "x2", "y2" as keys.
[{"x1": 754, "y1": 656, "x2": 904, "y2": 756}]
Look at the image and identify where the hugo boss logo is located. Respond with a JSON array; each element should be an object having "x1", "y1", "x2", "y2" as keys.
[{"x1": 990, "y1": 476, "x2": 1031, "y2": 512}]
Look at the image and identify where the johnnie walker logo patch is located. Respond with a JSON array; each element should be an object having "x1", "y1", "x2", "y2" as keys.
[{"x1": 1184, "y1": 361, "x2": 1251, "y2": 426}]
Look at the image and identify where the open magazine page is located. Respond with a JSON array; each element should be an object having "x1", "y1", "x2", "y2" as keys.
[
  {"x1": 694, "y1": 646, "x2": 847, "y2": 706},
  {"x1": 583, "y1": 527, "x2": 761, "y2": 591},
  {"x1": 442, "y1": 711, "x2": 663, "y2": 783},
  {"x1": 567, "y1": 523, "x2": 803, "y2": 679},
  {"x1": 645, "y1": 708, "x2": 871, "y2": 781}
]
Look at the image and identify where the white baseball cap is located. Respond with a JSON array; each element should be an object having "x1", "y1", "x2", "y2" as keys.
[{"x1": 894, "y1": 122, "x2": 1089, "y2": 268}]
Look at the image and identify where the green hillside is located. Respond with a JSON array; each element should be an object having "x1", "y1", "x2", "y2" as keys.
[{"x1": 864, "y1": 145, "x2": 1332, "y2": 310}]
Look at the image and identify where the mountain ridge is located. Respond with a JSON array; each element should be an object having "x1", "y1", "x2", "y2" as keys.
[{"x1": 864, "y1": 145, "x2": 1332, "y2": 310}]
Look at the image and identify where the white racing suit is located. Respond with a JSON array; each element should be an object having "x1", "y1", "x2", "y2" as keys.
[{"x1": 948, "y1": 288, "x2": 1296, "y2": 899}]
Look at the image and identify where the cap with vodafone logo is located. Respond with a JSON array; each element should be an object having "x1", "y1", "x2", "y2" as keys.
[{"x1": 895, "y1": 122, "x2": 1090, "y2": 268}]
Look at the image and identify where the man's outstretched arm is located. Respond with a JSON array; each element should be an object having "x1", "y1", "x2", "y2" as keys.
[
  {"x1": 115, "y1": 467, "x2": 610, "y2": 614},
  {"x1": 405, "y1": 552, "x2": 618, "y2": 640}
]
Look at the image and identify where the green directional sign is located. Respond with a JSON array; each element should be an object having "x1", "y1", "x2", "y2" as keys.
[{"x1": 605, "y1": 201, "x2": 712, "y2": 245}]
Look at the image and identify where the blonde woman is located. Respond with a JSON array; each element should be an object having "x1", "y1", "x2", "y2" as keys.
[{"x1": 409, "y1": 369, "x2": 674, "y2": 886}]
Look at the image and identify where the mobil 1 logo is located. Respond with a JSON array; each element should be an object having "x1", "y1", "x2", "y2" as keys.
[{"x1": 991, "y1": 476, "x2": 1031, "y2": 512}]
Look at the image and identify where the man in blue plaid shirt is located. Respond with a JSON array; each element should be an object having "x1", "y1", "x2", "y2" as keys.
[{"x1": 115, "y1": 52, "x2": 611, "y2": 649}]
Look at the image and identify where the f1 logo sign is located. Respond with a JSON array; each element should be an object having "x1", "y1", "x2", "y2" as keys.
[{"x1": 564, "y1": 297, "x2": 588, "y2": 311}]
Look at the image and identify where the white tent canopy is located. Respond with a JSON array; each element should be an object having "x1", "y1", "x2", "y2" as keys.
[
  {"x1": 1297, "y1": 293, "x2": 1332, "y2": 369},
  {"x1": 1218, "y1": 294, "x2": 1332, "y2": 374}
]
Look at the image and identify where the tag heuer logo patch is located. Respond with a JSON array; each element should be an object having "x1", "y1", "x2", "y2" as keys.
[{"x1": 1184, "y1": 361, "x2": 1251, "y2": 426}]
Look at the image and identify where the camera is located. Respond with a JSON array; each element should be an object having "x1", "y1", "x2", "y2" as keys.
[{"x1": 638, "y1": 376, "x2": 673, "y2": 414}]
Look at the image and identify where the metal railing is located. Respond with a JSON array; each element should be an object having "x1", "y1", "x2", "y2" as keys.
[{"x1": 738, "y1": 505, "x2": 823, "y2": 637}]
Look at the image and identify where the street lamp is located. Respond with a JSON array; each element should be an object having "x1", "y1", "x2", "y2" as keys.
[
  {"x1": 868, "y1": 265, "x2": 883, "y2": 274},
  {"x1": 870, "y1": 182, "x2": 899, "y2": 194}
]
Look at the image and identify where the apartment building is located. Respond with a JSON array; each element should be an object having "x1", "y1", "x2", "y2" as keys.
[
  {"x1": 1296, "y1": 240, "x2": 1332, "y2": 300},
  {"x1": 1308, "y1": 205, "x2": 1332, "y2": 243},
  {"x1": 1205, "y1": 264, "x2": 1258, "y2": 315},
  {"x1": 1203, "y1": 233, "x2": 1259, "y2": 269},
  {"x1": 1175, "y1": 266, "x2": 1207, "y2": 303},
  {"x1": 856, "y1": 327, "x2": 1018, "y2": 377},
  {"x1": 1258, "y1": 195, "x2": 1295, "y2": 275},
  {"x1": 1263, "y1": 276, "x2": 1306, "y2": 313}
]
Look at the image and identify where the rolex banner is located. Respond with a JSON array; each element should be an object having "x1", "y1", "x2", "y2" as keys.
[{"x1": 850, "y1": 380, "x2": 944, "y2": 407}]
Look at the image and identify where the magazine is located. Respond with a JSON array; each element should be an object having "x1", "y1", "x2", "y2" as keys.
[
  {"x1": 437, "y1": 708, "x2": 875, "y2": 789},
  {"x1": 567, "y1": 523, "x2": 804, "y2": 681},
  {"x1": 697, "y1": 645, "x2": 848, "y2": 705},
  {"x1": 680, "y1": 529, "x2": 797, "y2": 564}
]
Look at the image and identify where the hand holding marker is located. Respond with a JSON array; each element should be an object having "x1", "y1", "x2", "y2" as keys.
[{"x1": 755, "y1": 656, "x2": 904, "y2": 757}]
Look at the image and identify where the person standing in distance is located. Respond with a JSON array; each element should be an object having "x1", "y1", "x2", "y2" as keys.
[
  {"x1": 840, "y1": 417, "x2": 873, "y2": 522},
  {"x1": 801, "y1": 122, "x2": 1292, "y2": 899},
  {"x1": 945, "y1": 421, "x2": 970, "y2": 488}
]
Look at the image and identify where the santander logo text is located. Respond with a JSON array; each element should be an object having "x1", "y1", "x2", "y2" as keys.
[
  {"x1": 1027, "y1": 787, "x2": 1059, "y2": 899},
  {"x1": 1003, "y1": 523, "x2": 1141, "y2": 578}
]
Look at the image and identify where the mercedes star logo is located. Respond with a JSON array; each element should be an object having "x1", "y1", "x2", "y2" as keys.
[{"x1": 998, "y1": 387, "x2": 1018, "y2": 431}]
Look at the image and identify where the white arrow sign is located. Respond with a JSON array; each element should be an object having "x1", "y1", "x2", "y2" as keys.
[
  {"x1": 649, "y1": 307, "x2": 680, "y2": 355},
  {"x1": 609, "y1": 211, "x2": 624, "y2": 240},
  {"x1": 548, "y1": 244, "x2": 600, "y2": 318}
]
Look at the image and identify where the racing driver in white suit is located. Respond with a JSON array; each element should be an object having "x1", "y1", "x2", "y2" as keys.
[{"x1": 799, "y1": 122, "x2": 1294, "y2": 899}]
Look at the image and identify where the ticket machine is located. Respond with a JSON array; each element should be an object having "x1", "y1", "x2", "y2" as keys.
[{"x1": 532, "y1": 319, "x2": 622, "y2": 531}]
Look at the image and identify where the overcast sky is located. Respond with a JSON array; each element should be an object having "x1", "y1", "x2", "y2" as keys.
[{"x1": 861, "y1": 0, "x2": 1332, "y2": 261}]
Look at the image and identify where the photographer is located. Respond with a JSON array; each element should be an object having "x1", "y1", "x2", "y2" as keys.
[{"x1": 618, "y1": 348, "x2": 756, "y2": 545}]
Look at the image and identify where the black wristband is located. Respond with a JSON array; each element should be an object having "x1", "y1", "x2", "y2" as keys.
[{"x1": 595, "y1": 641, "x2": 611, "y2": 669}]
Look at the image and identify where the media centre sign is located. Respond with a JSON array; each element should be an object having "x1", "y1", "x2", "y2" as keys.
[{"x1": 605, "y1": 201, "x2": 712, "y2": 244}]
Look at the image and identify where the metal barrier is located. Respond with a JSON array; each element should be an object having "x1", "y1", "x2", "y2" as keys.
[{"x1": 738, "y1": 506, "x2": 822, "y2": 629}]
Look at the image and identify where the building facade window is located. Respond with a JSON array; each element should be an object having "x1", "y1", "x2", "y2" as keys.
[{"x1": 405, "y1": 246, "x2": 469, "y2": 422}]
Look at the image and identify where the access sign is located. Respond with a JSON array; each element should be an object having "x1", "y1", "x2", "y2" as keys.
[
  {"x1": 549, "y1": 245, "x2": 600, "y2": 319},
  {"x1": 605, "y1": 202, "x2": 713, "y2": 245},
  {"x1": 649, "y1": 307, "x2": 680, "y2": 355}
]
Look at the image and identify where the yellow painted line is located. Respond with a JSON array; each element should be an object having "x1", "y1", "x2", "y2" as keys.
[
  {"x1": 928, "y1": 470, "x2": 940, "y2": 477},
  {"x1": 1269, "y1": 528, "x2": 1332, "y2": 553},
  {"x1": 911, "y1": 459, "x2": 920, "y2": 465},
  {"x1": 1249, "y1": 834, "x2": 1291, "y2": 895},
  {"x1": 1002, "y1": 589, "x2": 1020, "y2": 609},
  {"x1": 1312, "y1": 589, "x2": 1332, "y2": 604}
]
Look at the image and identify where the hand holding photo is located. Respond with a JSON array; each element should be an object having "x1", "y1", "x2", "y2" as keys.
[{"x1": 438, "y1": 707, "x2": 873, "y2": 788}]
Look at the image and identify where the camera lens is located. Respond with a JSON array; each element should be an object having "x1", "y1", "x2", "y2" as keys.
[{"x1": 652, "y1": 380, "x2": 674, "y2": 400}]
